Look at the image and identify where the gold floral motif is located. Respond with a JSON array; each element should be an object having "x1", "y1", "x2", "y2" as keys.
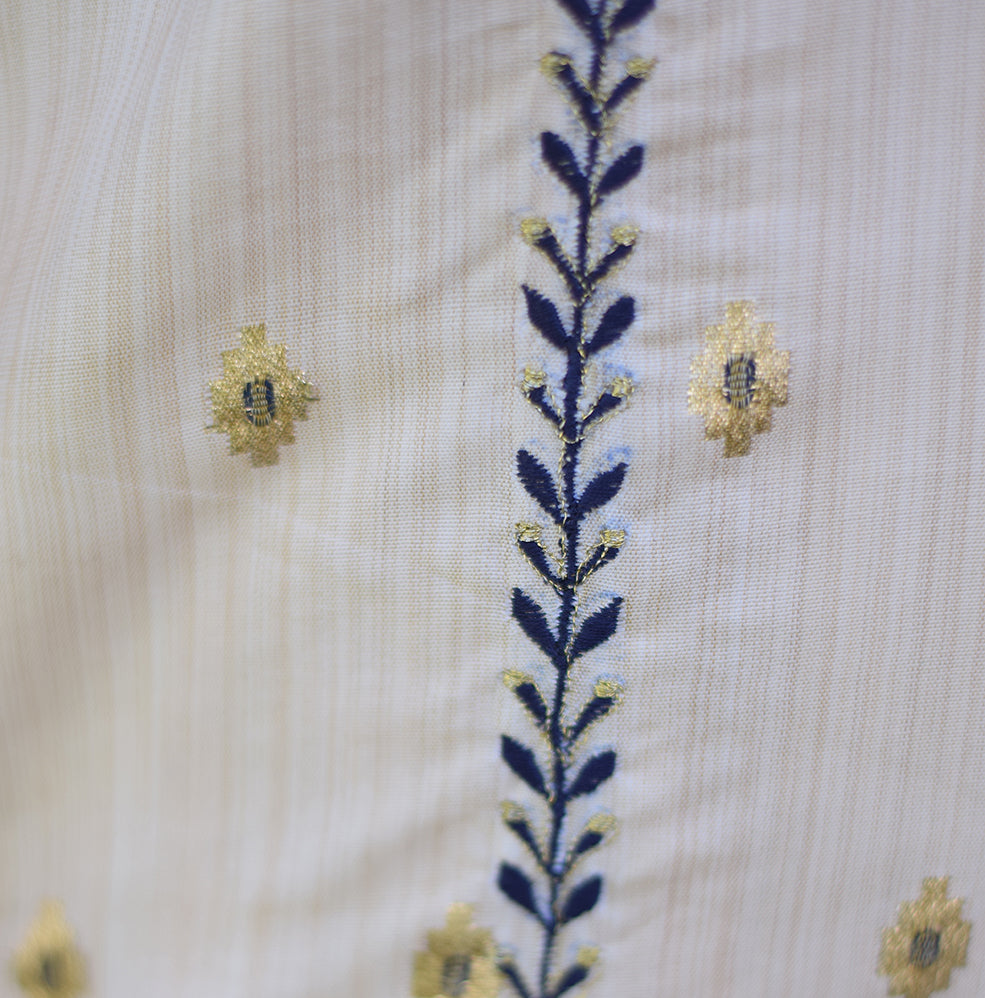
[
  {"x1": 879, "y1": 878, "x2": 970, "y2": 998},
  {"x1": 12, "y1": 902, "x2": 86, "y2": 998},
  {"x1": 412, "y1": 904, "x2": 500, "y2": 998},
  {"x1": 688, "y1": 301, "x2": 789, "y2": 457},
  {"x1": 208, "y1": 324, "x2": 314, "y2": 466}
]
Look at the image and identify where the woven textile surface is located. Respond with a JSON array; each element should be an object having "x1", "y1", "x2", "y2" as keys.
[{"x1": 2, "y1": 1, "x2": 985, "y2": 995}]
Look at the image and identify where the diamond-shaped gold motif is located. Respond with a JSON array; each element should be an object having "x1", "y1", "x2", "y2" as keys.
[
  {"x1": 688, "y1": 301, "x2": 789, "y2": 457},
  {"x1": 13, "y1": 902, "x2": 86, "y2": 998},
  {"x1": 208, "y1": 324, "x2": 314, "y2": 466},
  {"x1": 879, "y1": 878, "x2": 971, "y2": 998}
]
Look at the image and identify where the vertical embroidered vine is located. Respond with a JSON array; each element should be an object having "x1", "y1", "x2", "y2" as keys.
[{"x1": 498, "y1": 3, "x2": 655, "y2": 997}]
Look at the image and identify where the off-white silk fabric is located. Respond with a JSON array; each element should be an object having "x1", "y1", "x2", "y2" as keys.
[{"x1": 2, "y1": 2, "x2": 985, "y2": 996}]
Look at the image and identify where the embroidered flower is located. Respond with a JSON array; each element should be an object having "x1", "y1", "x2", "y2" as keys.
[
  {"x1": 12, "y1": 902, "x2": 86, "y2": 998},
  {"x1": 208, "y1": 324, "x2": 314, "y2": 466},
  {"x1": 412, "y1": 905, "x2": 500, "y2": 998},
  {"x1": 879, "y1": 878, "x2": 970, "y2": 998},
  {"x1": 688, "y1": 301, "x2": 789, "y2": 457}
]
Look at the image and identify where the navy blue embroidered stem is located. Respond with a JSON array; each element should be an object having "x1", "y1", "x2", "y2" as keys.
[{"x1": 501, "y1": 2, "x2": 654, "y2": 996}]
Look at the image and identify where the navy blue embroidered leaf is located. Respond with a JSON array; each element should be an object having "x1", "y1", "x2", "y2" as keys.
[
  {"x1": 572, "y1": 826, "x2": 606, "y2": 858},
  {"x1": 501, "y1": 734, "x2": 548, "y2": 797},
  {"x1": 568, "y1": 691, "x2": 618, "y2": 742},
  {"x1": 552, "y1": 0, "x2": 595, "y2": 35},
  {"x1": 577, "y1": 462, "x2": 627, "y2": 515},
  {"x1": 499, "y1": 960, "x2": 533, "y2": 998},
  {"x1": 517, "y1": 535, "x2": 558, "y2": 587},
  {"x1": 553, "y1": 963, "x2": 591, "y2": 998},
  {"x1": 588, "y1": 241, "x2": 634, "y2": 285},
  {"x1": 512, "y1": 587, "x2": 558, "y2": 659},
  {"x1": 606, "y1": 73, "x2": 645, "y2": 113},
  {"x1": 524, "y1": 383, "x2": 562, "y2": 426},
  {"x1": 570, "y1": 597, "x2": 622, "y2": 660},
  {"x1": 523, "y1": 285, "x2": 570, "y2": 349},
  {"x1": 567, "y1": 750, "x2": 617, "y2": 799},
  {"x1": 575, "y1": 541, "x2": 621, "y2": 585},
  {"x1": 586, "y1": 297, "x2": 634, "y2": 354},
  {"x1": 555, "y1": 62, "x2": 601, "y2": 132},
  {"x1": 609, "y1": 0, "x2": 656, "y2": 34},
  {"x1": 597, "y1": 145, "x2": 644, "y2": 197},
  {"x1": 559, "y1": 875, "x2": 602, "y2": 924},
  {"x1": 541, "y1": 132, "x2": 588, "y2": 199},
  {"x1": 532, "y1": 229, "x2": 585, "y2": 301},
  {"x1": 582, "y1": 390, "x2": 624, "y2": 429},
  {"x1": 498, "y1": 862, "x2": 542, "y2": 920},
  {"x1": 516, "y1": 450, "x2": 561, "y2": 521},
  {"x1": 503, "y1": 809, "x2": 545, "y2": 867},
  {"x1": 510, "y1": 679, "x2": 548, "y2": 728}
]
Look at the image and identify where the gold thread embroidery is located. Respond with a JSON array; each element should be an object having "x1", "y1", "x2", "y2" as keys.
[
  {"x1": 609, "y1": 224, "x2": 639, "y2": 248},
  {"x1": 539, "y1": 52, "x2": 572, "y2": 79},
  {"x1": 609, "y1": 376, "x2": 633, "y2": 399},
  {"x1": 412, "y1": 905, "x2": 500, "y2": 998},
  {"x1": 879, "y1": 878, "x2": 970, "y2": 998},
  {"x1": 593, "y1": 678, "x2": 622, "y2": 699},
  {"x1": 503, "y1": 669, "x2": 533, "y2": 691},
  {"x1": 521, "y1": 218, "x2": 552, "y2": 246},
  {"x1": 575, "y1": 946, "x2": 600, "y2": 969},
  {"x1": 625, "y1": 57, "x2": 655, "y2": 80},
  {"x1": 515, "y1": 522, "x2": 544, "y2": 545},
  {"x1": 501, "y1": 800, "x2": 530, "y2": 825},
  {"x1": 687, "y1": 301, "x2": 789, "y2": 457},
  {"x1": 207, "y1": 324, "x2": 315, "y2": 466},
  {"x1": 13, "y1": 902, "x2": 86, "y2": 998},
  {"x1": 583, "y1": 812, "x2": 617, "y2": 837}
]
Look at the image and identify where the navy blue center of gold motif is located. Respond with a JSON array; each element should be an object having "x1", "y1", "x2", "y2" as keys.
[
  {"x1": 243, "y1": 378, "x2": 276, "y2": 426},
  {"x1": 724, "y1": 354, "x2": 756, "y2": 408},
  {"x1": 909, "y1": 929, "x2": 941, "y2": 969},
  {"x1": 40, "y1": 953, "x2": 64, "y2": 989},
  {"x1": 441, "y1": 955, "x2": 471, "y2": 997}
]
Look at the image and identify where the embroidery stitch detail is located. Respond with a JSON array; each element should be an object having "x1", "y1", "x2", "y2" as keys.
[
  {"x1": 207, "y1": 324, "x2": 315, "y2": 466},
  {"x1": 412, "y1": 905, "x2": 501, "y2": 998},
  {"x1": 13, "y1": 902, "x2": 86, "y2": 998},
  {"x1": 499, "y1": 3, "x2": 655, "y2": 997},
  {"x1": 879, "y1": 878, "x2": 970, "y2": 998},
  {"x1": 688, "y1": 301, "x2": 789, "y2": 457}
]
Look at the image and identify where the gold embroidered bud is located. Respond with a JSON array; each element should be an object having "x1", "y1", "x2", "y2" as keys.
[
  {"x1": 576, "y1": 946, "x2": 601, "y2": 968},
  {"x1": 521, "y1": 217, "x2": 551, "y2": 245},
  {"x1": 585, "y1": 812, "x2": 618, "y2": 835},
  {"x1": 523, "y1": 366, "x2": 547, "y2": 390},
  {"x1": 540, "y1": 52, "x2": 571, "y2": 78},
  {"x1": 610, "y1": 223, "x2": 640, "y2": 247},
  {"x1": 501, "y1": 800, "x2": 528, "y2": 824},
  {"x1": 610, "y1": 376, "x2": 634, "y2": 398},
  {"x1": 626, "y1": 57, "x2": 656, "y2": 79},
  {"x1": 599, "y1": 528, "x2": 626, "y2": 549},
  {"x1": 503, "y1": 669, "x2": 532, "y2": 691},
  {"x1": 594, "y1": 678, "x2": 623, "y2": 699},
  {"x1": 516, "y1": 522, "x2": 543, "y2": 544}
]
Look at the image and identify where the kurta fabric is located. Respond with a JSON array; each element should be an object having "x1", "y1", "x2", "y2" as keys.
[{"x1": 2, "y1": 1, "x2": 985, "y2": 996}]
